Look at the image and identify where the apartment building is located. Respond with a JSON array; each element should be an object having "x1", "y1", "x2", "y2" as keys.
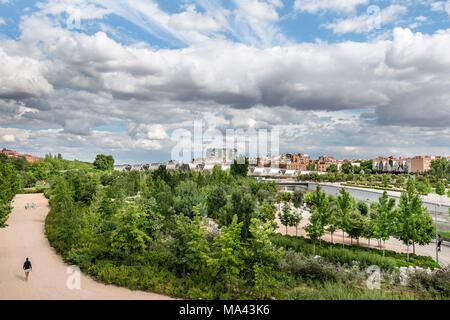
[
  {"x1": 286, "y1": 153, "x2": 311, "y2": 171},
  {"x1": 372, "y1": 156, "x2": 409, "y2": 173},
  {"x1": 407, "y1": 156, "x2": 435, "y2": 173}
]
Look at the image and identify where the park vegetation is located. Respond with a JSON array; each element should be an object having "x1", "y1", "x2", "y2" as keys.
[{"x1": 43, "y1": 160, "x2": 448, "y2": 300}]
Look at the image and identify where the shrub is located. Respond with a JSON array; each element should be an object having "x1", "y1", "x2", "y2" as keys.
[{"x1": 408, "y1": 267, "x2": 450, "y2": 298}]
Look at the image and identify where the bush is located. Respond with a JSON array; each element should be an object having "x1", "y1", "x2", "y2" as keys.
[
  {"x1": 285, "y1": 282, "x2": 417, "y2": 300},
  {"x1": 279, "y1": 250, "x2": 339, "y2": 283},
  {"x1": 408, "y1": 267, "x2": 450, "y2": 298},
  {"x1": 272, "y1": 235, "x2": 439, "y2": 270}
]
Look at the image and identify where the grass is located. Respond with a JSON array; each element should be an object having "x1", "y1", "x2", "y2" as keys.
[
  {"x1": 271, "y1": 235, "x2": 439, "y2": 270},
  {"x1": 284, "y1": 282, "x2": 419, "y2": 300}
]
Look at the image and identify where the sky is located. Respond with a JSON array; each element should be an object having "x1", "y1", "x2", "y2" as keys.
[{"x1": 0, "y1": 0, "x2": 449, "y2": 164}]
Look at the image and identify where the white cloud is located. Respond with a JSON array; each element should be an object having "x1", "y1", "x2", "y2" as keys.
[
  {"x1": 431, "y1": 1, "x2": 450, "y2": 16},
  {"x1": 0, "y1": 48, "x2": 53, "y2": 99},
  {"x1": 326, "y1": 5, "x2": 408, "y2": 34},
  {"x1": 294, "y1": 0, "x2": 368, "y2": 14},
  {"x1": 0, "y1": 18, "x2": 6, "y2": 26}
]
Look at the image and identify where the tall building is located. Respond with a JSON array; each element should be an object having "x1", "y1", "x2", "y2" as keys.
[{"x1": 408, "y1": 156, "x2": 435, "y2": 173}]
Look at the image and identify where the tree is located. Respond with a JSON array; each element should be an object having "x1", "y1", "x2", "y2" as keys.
[
  {"x1": 290, "y1": 210, "x2": 303, "y2": 236},
  {"x1": 436, "y1": 179, "x2": 446, "y2": 196},
  {"x1": 230, "y1": 157, "x2": 249, "y2": 177},
  {"x1": 373, "y1": 192, "x2": 397, "y2": 255},
  {"x1": 93, "y1": 154, "x2": 114, "y2": 171},
  {"x1": 327, "y1": 164, "x2": 338, "y2": 173},
  {"x1": 336, "y1": 189, "x2": 355, "y2": 247},
  {"x1": 305, "y1": 186, "x2": 329, "y2": 247},
  {"x1": 173, "y1": 180, "x2": 202, "y2": 217},
  {"x1": 206, "y1": 185, "x2": 228, "y2": 219},
  {"x1": 292, "y1": 190, "x2": 304, "y2": 209},
  {"x1": 247, "y1": 218, "x2": 282, "y2": 299},
  {"x1": 415, "y1": 178, "x2": 432, "y2": 195},
  {"x1": 208, "y1": 215, "x2": 244, "y2": 295},
  {"x1": 307, "y1": 163, "x2": 317, "y2": 171},
  {"x1": 360, "y1": 160, "x2": 373, "y2": 174},
  {"x1": 110, "y1": 204, "x2": 151, "y2": 258},
  {"x1": 258, "y1": 201, "x2": 276, "y2": 223},
  {"x1": 395, "y1": 179, "x2": 435, "y2": 257},
  {"x1": 341, "y1": 161, "x2": 354, "y2": 174},
  {"x1": 430, "y1": 157, "x2": 450, "y2": 179},
  {"x1": 228, "y1": 191, "x2": 256, "y2": 239},
  {"x1": 356, "y1": 201, "x2": 369, "y2": 216},
  {"x1": 279, "y1": 202, "x2": 293, "y2": 235},
  {"x1": 326, "y1": 199, "x2": 339, "y2": 243},
  {"x1": 346, "y1": 211, "x2": 366, "y2": 245}
]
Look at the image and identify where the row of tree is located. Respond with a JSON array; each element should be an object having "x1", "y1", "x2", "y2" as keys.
[{"x1": 279, "y1": 179, "x2": 436, "y2": 257}]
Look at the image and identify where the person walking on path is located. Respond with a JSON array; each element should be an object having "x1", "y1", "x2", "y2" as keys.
[
  {"x1": 23, "y1": 258, "x2": 32, "y2": 282},
  {"x1": 437, "y1": 235, "x2": 443, "y2": 252}
]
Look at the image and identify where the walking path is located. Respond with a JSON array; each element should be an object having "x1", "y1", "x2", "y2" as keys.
[
  {"x1": 0, "y1": 194, "x2": 172, "y2": 300},
  {"x1": 277, "y1": 206, "x2": 450, "y2": 267}
]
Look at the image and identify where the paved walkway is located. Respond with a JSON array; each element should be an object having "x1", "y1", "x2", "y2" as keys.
[
  {"x1": 277, "y1": 205, "x2": 450, "y2": 267},
  {"x1": 0, "y1": 194, "x2": 172, "y2": 300}
]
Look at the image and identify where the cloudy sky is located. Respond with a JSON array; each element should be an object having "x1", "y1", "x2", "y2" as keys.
[{"x1": 0, "y1": 0, "x2": 449, "y2": 164}]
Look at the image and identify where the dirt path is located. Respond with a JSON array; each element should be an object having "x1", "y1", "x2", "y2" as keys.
[{"x1": 0, "y1": 194, "x2": 172, "y2": 300}]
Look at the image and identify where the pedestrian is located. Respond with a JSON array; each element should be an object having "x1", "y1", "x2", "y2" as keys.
[
  {"x1": 437, "y1": 235, "x2": 443, "y2": 252},
  {"x1": 23, "y1": 257, "x2": 32, "y2": 282}
]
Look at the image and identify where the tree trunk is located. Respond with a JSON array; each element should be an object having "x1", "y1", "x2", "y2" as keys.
[
  {"x1": 342, "y1": 231, "x2": 345, "y2": 248},
  {"x1": 331, "y1": 232, "x2": 334, "y2": 244},
  {"x1": 357, "y1": 238, "x2": 360, "y2": 246},
  {"x1": 406, "y1": 244, "x2": 410, "y2": 261},
  {"x1": 413, "y1": 241, "x2": 416, "y2": 255}
]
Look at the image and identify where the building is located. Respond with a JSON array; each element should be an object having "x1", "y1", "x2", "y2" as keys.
[
  {"x1": 316, "y1": 156, "x2": 338, "y2": 172},
  {"x1": 286, "y1": 153, "x2": 311, "y2": 171},
  {"x1": 408, "y1": 156, "x2": 435, "y2": 173},
  {"x1": 1, "y1": 148, "x2": 41, "y2": 162},
  {"x1": 1, "y1": 148, "x2": 20, "y2": 157},
  {"x1": 372, "y1": 156, "x2": 409, "y2": 173}
]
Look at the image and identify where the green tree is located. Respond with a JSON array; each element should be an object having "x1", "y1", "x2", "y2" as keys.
[
  {"x1": 307, "y1": 163, "x2": 317, "y2": 171},
  {"x1": 279, "y1": 202, "x2": 293, "y2": 235},
  {"x1": 430, "y1": 157, "x2": 449, "y2": 179},
  {"x1": 305, "y1": 186, "x2": 329, "y2": 246},
  {"x1": 93, "y1": 154, "x2": 115, "y2": 171},
  {"x1": 110, "y1": 204, "x2": 151, "y2": 258},
  {"x1": 290, "y1": 210, "x2": 303, "y2": 236},
  {"x1": 208, "y1": 215, "x2": 244, "y2": 296},
  {"x1": 247, "y1": 218, "x2": 282, "y2": 299},
  {"x1": 395, "y1": 179, "x2": 435, "y2": 256},
  {"x1": 228, "y1": 191, "x2": 256, "y2": 239},
  {"x1": 341, "y1": 161, "x2": 354, "y2": 174},
  {"x1": 206, "y1": 185, "x2": 228, "y2": 219},
  {"x1": 173, "y1": 180, "x2": 202, "y2": 217},
  {"x1": 356, "y1": 201, "x2": 369, "y2": 216},
  {"x1": 436, "y1": 179, "x2": 446, "y2": 196},
  {"x1": 326, "y1": 164, "x2": 338, "y2": 173},
  {"x1": 373, "y1": 192, "x2": 397, "y2": 255},
  {"x1": 292, "y1": 190, "x2": 304, "y2": 209},
  {"x1": 230, "y1": 157, "x2": 249, "y2": 177},
  {"x1": 346, "y1": 211, "x2": 366, "y2": 245},
  {"x1": 336, "y1": 189, "x2": 355, "y2": 247}
]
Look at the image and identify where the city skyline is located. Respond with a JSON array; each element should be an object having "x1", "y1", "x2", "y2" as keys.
[{"x1": 1, "y1": 1, "x2": 450, "y2": 164}]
